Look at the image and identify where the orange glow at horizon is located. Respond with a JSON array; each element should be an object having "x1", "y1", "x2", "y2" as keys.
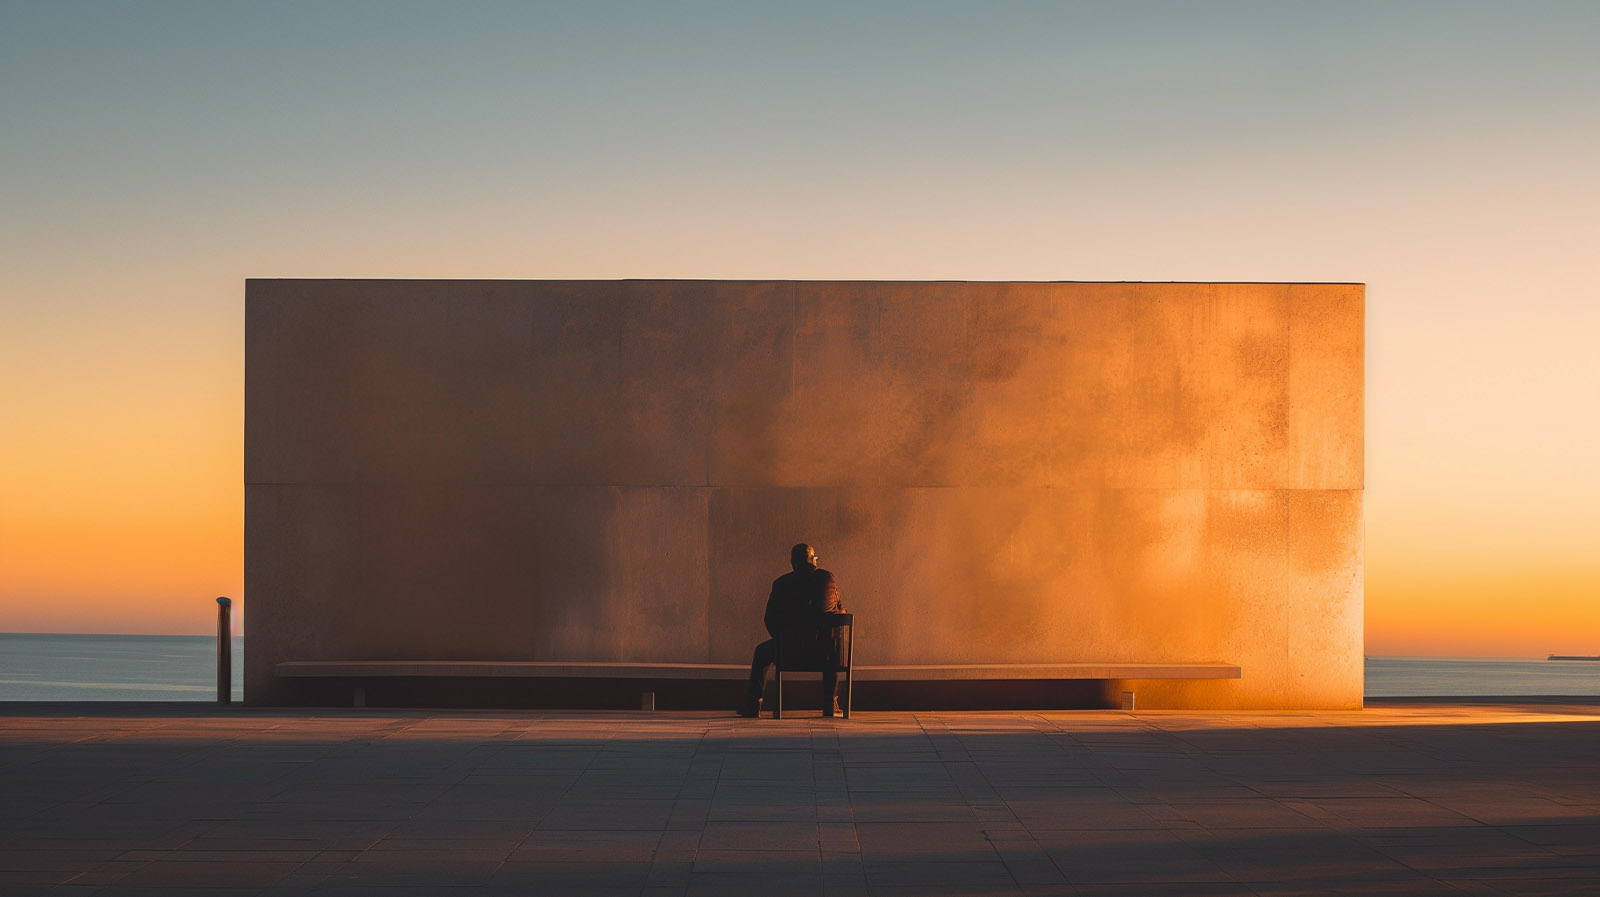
[
  {"x1": 1366, "y1": 566, "x2": 1600, "y2": 658},
  {"x1": 0, "y1": 351, "x2": 244, "y2": 635}
]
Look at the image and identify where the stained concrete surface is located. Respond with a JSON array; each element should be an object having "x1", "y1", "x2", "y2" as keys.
[
  {"x1": 4, "y1": 701, "x2": 1600, "y2": 896},
  {"x1": 245, "y1": 280, "x2": 1364, "y2": 708}
]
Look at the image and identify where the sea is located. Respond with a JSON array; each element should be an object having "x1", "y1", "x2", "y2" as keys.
[
  {"x1": 0, "y1": 633, "x2": 244, "y2": 702},
  {"x1": 2, "y1": 634, "x2": 1599, "y2": 701}
]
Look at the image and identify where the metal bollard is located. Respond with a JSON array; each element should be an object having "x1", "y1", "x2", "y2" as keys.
[{"x1": 216, "y1": 597, "x2": 233, "y2": 704}]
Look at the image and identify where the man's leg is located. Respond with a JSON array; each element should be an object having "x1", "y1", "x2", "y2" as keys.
[
  {"x1": 822, "y1": 668, "x2": 840, "y2": 717},
  {"x1": 739, "y1": 640, "x2": 776, "y2": 717}
]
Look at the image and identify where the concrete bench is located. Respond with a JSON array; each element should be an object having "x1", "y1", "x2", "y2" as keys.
[
  {"x1": 274, "y1": 660, "x2": 1240, "y2": 708},
  {"x1": 275, "y1": 660, "x2": 1240, "y2": 680}
]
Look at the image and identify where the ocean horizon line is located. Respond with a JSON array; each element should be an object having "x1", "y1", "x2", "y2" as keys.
[{"x1": 0, "y1": 633, "x2": 1587, "y2": 663}]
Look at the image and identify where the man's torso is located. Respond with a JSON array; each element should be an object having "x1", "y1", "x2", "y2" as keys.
[{"x1": 765, "y1": 568, "x2": 840, "y2": 639}]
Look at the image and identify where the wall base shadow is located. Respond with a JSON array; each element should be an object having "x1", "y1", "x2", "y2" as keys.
[{"x1": 265, "y1": 676, "x2": 1130, "y2": 710}]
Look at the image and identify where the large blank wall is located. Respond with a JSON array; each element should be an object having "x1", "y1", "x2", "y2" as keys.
[{"x1": 245, "y1": 280, "x2": 1363, "y2": 708}]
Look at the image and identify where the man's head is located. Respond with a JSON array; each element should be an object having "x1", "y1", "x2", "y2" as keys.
[{"x1": 790, "y1": 543, "x2": 818, "y2": 573}]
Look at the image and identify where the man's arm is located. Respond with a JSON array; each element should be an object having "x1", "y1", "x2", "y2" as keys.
[
  {"x1": 817, "y1": 570, "x2": 842, "y2": 615},
  {"x1": 763, "y1": 578, "x2": 784, "y2": 638}
]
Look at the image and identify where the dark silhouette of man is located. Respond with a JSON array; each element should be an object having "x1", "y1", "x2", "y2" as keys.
[{"x1": 738, "y1": 543, "x2": 843, "y2": 718}]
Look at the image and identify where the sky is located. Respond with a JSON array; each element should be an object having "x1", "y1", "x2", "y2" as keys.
[{"x1": 1, "y1": 1, "x2": 1596, "y2": 656}]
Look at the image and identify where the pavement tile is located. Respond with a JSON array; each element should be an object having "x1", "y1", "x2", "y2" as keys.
[
  {"x1": 821, "y1": 878, "x2": 870, "y2": 897},
  {"x1": 0, "y1": 848, "x2": 115, "y2": 876},
  {"x1": 0, "y1": 870, "x2": 76, "y2": 888},
  {"x1": 537, "y1": 798, "x2": 677, "y2": 830},
  {"x1": 491, "y1": 859, "x2": 655, "y2": 888},
  {"x1": 1251, "y1": 781, "x2": 1408, "y2": 799},
  {"x1": 1070, "y1": 885, "x2": 1251, "y2": 897},
  {"x1": 863, "y1": 859, "x2": 1017, "y2": 887},
  {"x1": 698, "y1": 820, "x2": 818, "y2": 850},
  {"x1": 854, "y1": 821, "x2": 996, "y2": 861},
  {"x1": 1502, "y1": 822, "x2": 1600, "y2": 855},
  {"x1": 1196, "y1": 836, "x2": 1419, "y2": 884},
  {"x1": 509, "y1": 829, "x2": 662, "y2": 861},
  {"x1": 686, "y1": 870, "x2": 824, "y2": 897},
  {"x1": 1305, "y1": 796, "x2": 1482, "y2": 828},
  {"x1": 1247, "y1": 881, "x2": 1482, "y2": 896},
  {"x1": 866, "y1": 887, "x2": 1026, "y2": 897},
  {"x1": 311, "y1": 887, "x2": 499, "y2": 897},
  {"x1": 1007, "y1": 793, "x2": 1161, "y2": 830},
  {"x1": 88, "y1": 888, "x2": 281, "y2": 897},
  {"x1": 164, "y1": 848, "x2": 321, "y2": 863},
  {"x1": 845, "y1": 763, "x2": 955, "y2": 792},
  {"x1": 848, "y1": 796, "x2": 977, "y2": 822},
  {"x1": 1036, "y1": 828, "x2": 1228, "y2": 884},
  {"x1": 1162, "y1": 798, "x2": 1329, "y2": 830},
  {"x1": 693, "y1": 848, "x2": 821, "y2": 873},
  {"x1": 706, "y1": 801, "x2": 816, "y2": 822},
  {"x1": 112, "y1": 859, "x2": 304, "y2": 887},
  {"x1": 995, "y1": 852, "x2": 1068, "y2": 886},
  {"x1": 1447, "y1": 880, "x2": 1600, "y2": 896}
]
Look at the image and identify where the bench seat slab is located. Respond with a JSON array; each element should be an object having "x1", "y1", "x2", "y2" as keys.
[{"x1": 276, "y1": 660, "x2": 1241, "y2": 680}]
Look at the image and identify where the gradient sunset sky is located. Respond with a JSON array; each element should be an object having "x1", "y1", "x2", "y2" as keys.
[{"x1": 1, "y1": 2, "x2": 1596, "y2": 656}]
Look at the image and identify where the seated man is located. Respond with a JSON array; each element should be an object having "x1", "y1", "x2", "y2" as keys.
[{"x1": 738, "y1": 543, "x2": 843, "y2": 718}]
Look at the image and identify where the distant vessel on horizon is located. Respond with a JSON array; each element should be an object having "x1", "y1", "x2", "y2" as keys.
[{"x1": 1548, "y1": 654, "x2": 1600, "y2": 661}]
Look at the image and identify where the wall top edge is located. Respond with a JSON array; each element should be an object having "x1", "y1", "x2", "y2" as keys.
[
  {"x1": 244, "y1": 482, "x2": 1366, "y2": 492},
  {"x1": 244, "y1": 278, "x2": 1367, "y2": 286}
]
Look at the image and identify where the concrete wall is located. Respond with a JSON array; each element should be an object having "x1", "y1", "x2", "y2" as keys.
[{"x1": 245, "y1": 280, "x2": 1363, "y2": 708}]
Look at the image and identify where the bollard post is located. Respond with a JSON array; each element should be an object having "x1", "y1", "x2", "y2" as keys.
[{"x1": 216, "y1": 597, "x2": 233, "y2": 704}]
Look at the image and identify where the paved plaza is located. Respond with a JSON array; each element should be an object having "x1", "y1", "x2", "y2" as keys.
[{"x1": 4, "y1": 701, "x2": 1600, "y2": 896}]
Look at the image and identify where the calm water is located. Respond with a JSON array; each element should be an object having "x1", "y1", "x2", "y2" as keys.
[
  {"x1": 1, "y1": 635, "x2": 1598, "y2": 700},
  {"x1": 0, "y1": 633, "x2": 243, "y2": 701},
  {"x1": 1364, "y1": 656, "x2": 1600, "y2": 697}
]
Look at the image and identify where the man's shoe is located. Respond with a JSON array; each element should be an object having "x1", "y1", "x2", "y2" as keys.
[
  {"x1": 736, "y1": 702, "x2": 760, "y2": 719},
  {"x1": 824, "y1": 699, "x2": 841, "y2": 718}
]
